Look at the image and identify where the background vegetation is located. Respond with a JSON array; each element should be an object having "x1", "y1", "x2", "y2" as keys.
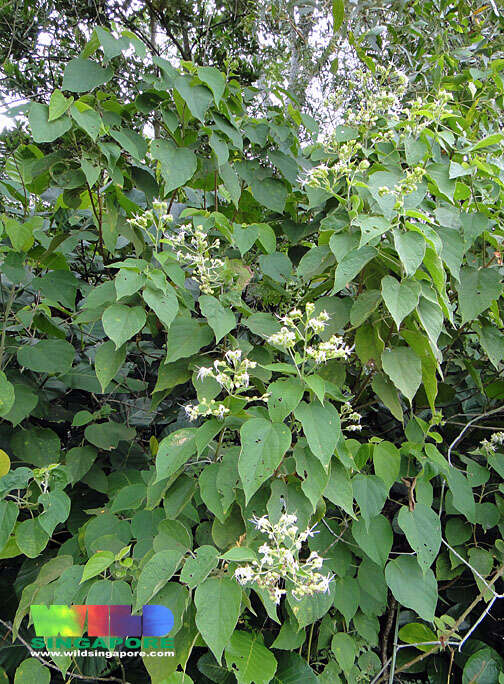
[{"x1": 1, "y1": 0, "x2": 504, "y2": 682}]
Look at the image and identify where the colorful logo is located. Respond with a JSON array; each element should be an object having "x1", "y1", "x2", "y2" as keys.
[
  {"x1": 31, "y1": 604, "x2": 174, "y2": 637},
  {"x1": 29, "y1": 604, "x2": 175, "y2": 652}
]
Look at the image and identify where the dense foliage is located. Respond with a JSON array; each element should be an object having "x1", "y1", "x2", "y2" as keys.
[{"x1": 1, "y1": 7, "x2": 504, "y2": 683}]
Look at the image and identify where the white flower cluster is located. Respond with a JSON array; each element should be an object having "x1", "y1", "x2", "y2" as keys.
[
  {"x1": 199, "y1": 349, "x2": 257, "y2": 392},
  {"x1": 163, "y1": 223, "x2": 225, "y2": 295},
  {"x1": 402, "y1": 89, "x2": 453, "y2": 135},
  {"x1": 304, "y1": 141, "x2": 370, "y2": 192},
  {"x1": 185, "y1": 397, "x2": 229, "y2": 421},
  {"x1": 233, "y1": 513, "x2": 334, "y2": 604},
  {"x1": 306, "y1": 336, "x2": 353, "y2": 364},
  {"x1": 185, "y1": 350, "x2": 267, "y2": 422},
  {"x1": 340, "y1": 401, "x2": 363, "y2": 432},
  {"x1": 267, "y1": 303, "x2": 353, "y2": 366},
  {"x1": 344, "y1": 66, "x2": 408, "y2": 130},
  {"x1": 481, "y1": 431, "x2": 504, "y2": 454},
  {"x1": 128, "y1": 201, "x2": 174, "y2": 231},
  {"x1": 378, "y1": 166, "x2": 426, "y2": 210}
]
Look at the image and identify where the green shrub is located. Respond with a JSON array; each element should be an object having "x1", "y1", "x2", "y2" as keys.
[{"x1": 1, "y1": 28, "x2": 504, "y2": 683}]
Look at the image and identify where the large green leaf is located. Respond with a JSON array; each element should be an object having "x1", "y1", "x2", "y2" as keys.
[
  {"x1": 398, "y1": 504, "x2": 441, "y2": 573},
  {"x1": 15, "y1": 518, "x2": 49, "y2": 558},
  {"x1": 381, "y1": 347, "x2": 422, "y2": 402},
  {"x1": 110, "y1": 127, "x2": 147, "y2": 161},
  {"x1": 446, "y1": 467, "x2": 475, "y2": 523},
  {"x1": 458, "y1": 267, "x2": 502, "y2": 324},
  {"x1": 373, "y1": 441, "x2": 400, "y2": 489},
  {"x1": 80, "y1": 550, "x2": 115, "y2": 583},
  {"x1": 165, "y1": 318, "x2": 213, "y2": 363},
  {"x1": 381, "y1": 276, "x2": 420, "y2": 329},
  {"x1": 94, "y1": 340, "x2": 126, "y2": 392},
  {"x1": 197, "y1": 66, "x2": 226, "y2": 106},
  {"x1": 70, "y1": 103, "x2": 101, "y2": 140},
  {"x1": 156, "y1": 428, "x2": 197, "y2": 482},
  {"x1": 174, "y1": 75, "x2": 213, "y2": 121},
  {"x1": 151, "y1": 140, "x2": 197, "y2": 193},
  {"x1": 294, "y1": 401, "x2": 341, "y2": 469},
  {"x1": 0, "y1": 372, "x2": 14, "y2": 418},
  {"x1": 195, "y1": 576, "x2": 242, "y2": 662},
  {"x1": 324, "y1": 461, "x2": 354, "y2": 517},
  {"x1": 180, "y1": 545, "x2": 219, "y2": 589},
  {"x1": 29, "y1": 103, "x2": 71, "y2": 142},
  {"x1": 62, "y1": 58, "x2": 113, "y2": 92},
  {"x1": 352, "y1": 474, "x2": 388, "y2": 526},
  {"x1": 199, "y1": 295, "x2": 236, "y2": 342},
  {"x1": 331, "y1": 633, "x2": 356, "y2": 674},
  {"x1": 272, "y1": 653, "x2": 317, "y2": 684},
  {"x1": 134, "y1": 549, "x2": 183, "y2": 610},
  {"x1": 143, "y1": 284, "x2": 179, "y2": 329},
  {"x1": 394, "y1": 231, "x2": 426, "y2": 276},
  {"x1": 38, "y1": 490, "x2": 71, "y2": 536},
  {"x1": 11, "y1": 426, "x2": 60, "y2": 467},
  {"x1": 250, "y1": 178, "x2": 287, "y2": 213},
  {"x1": 238, "y1": 418, "x2": 291, "y2": 502},
  {"x1": 48, "y1": 89, "x2": 73, "y2": 121},
  {"x1": 268, "y1": 377, "x2": 304, "y2": 423},
  {"x1": 102, "y1": 304, "x2": 146, "y2": 349},
  {"x1": 225, "y1": 631, "x2": 277, "y2": 684},
  {"x1": 352, "y1": 515, "x2": 392, "y2": 567},
  {"x1": 84, "y1": 421, "x2": 135, "y2": 450},
  {"x1": 385, "y1": 556, "x2": 437, "y2": 621},
  {"x1": 17, "y1": 339, "x2": 74, "y2": 375},
  {"x1": 331, "y1": 246, "x2": 376, "y2": 293},
  {"x1": 14, "y1": 658, "x2": 50, "y2": 684}
]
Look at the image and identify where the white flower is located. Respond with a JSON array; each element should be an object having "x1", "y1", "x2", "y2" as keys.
[
  {"x1": 225, "y1": 349, "x2": 242, "y2": 364},
  {"x1": 273, "y1": 587, "x2": 286, "y2": 604},
  {"x1": 234, "y1": 566, "x2": 254, "y2": 584},
  {"x1": 196, "y1": 366, "x2": 213, "y2": 381}
]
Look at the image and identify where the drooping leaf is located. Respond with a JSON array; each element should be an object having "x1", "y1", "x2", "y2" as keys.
[
  {"x1": 394, "y1": 231, "x2": 426, "y2": 276},
  {"x1": 143, "y1": 284, "x2": 179, "y2": 330},
  {"x1": 102, "y1": 304, "x2": 146, "y2": 349},
  {"x1": 381, "y1": 347, "x2": 422, "y2": 402},
  {"x1": 94, "y1": 340, "x2": 126, "y2": 392},
  {"x1": 381, "y1": 276, "x2": 420, "y2": 328},
  {"x1": 397, "y1": 504, "x2": 442, "y2": 573},
  {"x1": 0, "y1": 372, "x2": 15, "y2": 418},
  {"x1": 195, "y1": 576, "x2": 242, "y2": 662},
  {"x1": 225, "y1": 631, "x2": 277, "y2": 684},
  {"x1": 199, "y1": 295, "x2": 236, "y2": 342},
  {"x1": 156, "y1": 428, "x2": 197, "y2": 482},
  {"x1": 385, "y1": 556, "x2": 438, "y2": 621},
  {"x1": 373, "y1": 441, "x2": 401, "y2": 489},
  {"x1": 134, "y1": 549, "x2": 183, "y2": 609},
  {"x1": 151, "y1": 140, "x2": 197, "y2": 193},
  {"x1": 458, "y1": 267, "x2": 502, "y2": 324},
  {"x1": 293, "y1": 401, "x2": 341, "y2": 470},
  {"x1": 238, "y1": 418, "x2": 291, "y2": 502},
  {"x1": 198, "y1": 66, "x2": 226, "y2": 106},
  {"x1": 352, "y1": 515, "x2": 392, "y2": 567},
  {"x1": 352, "y1": 474, "x2": 388, "y2": 526}
]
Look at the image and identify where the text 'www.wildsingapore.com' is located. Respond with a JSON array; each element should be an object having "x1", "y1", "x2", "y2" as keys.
[{"x1": 29, "y1": 604, "x2": 176, "y2": 658}]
